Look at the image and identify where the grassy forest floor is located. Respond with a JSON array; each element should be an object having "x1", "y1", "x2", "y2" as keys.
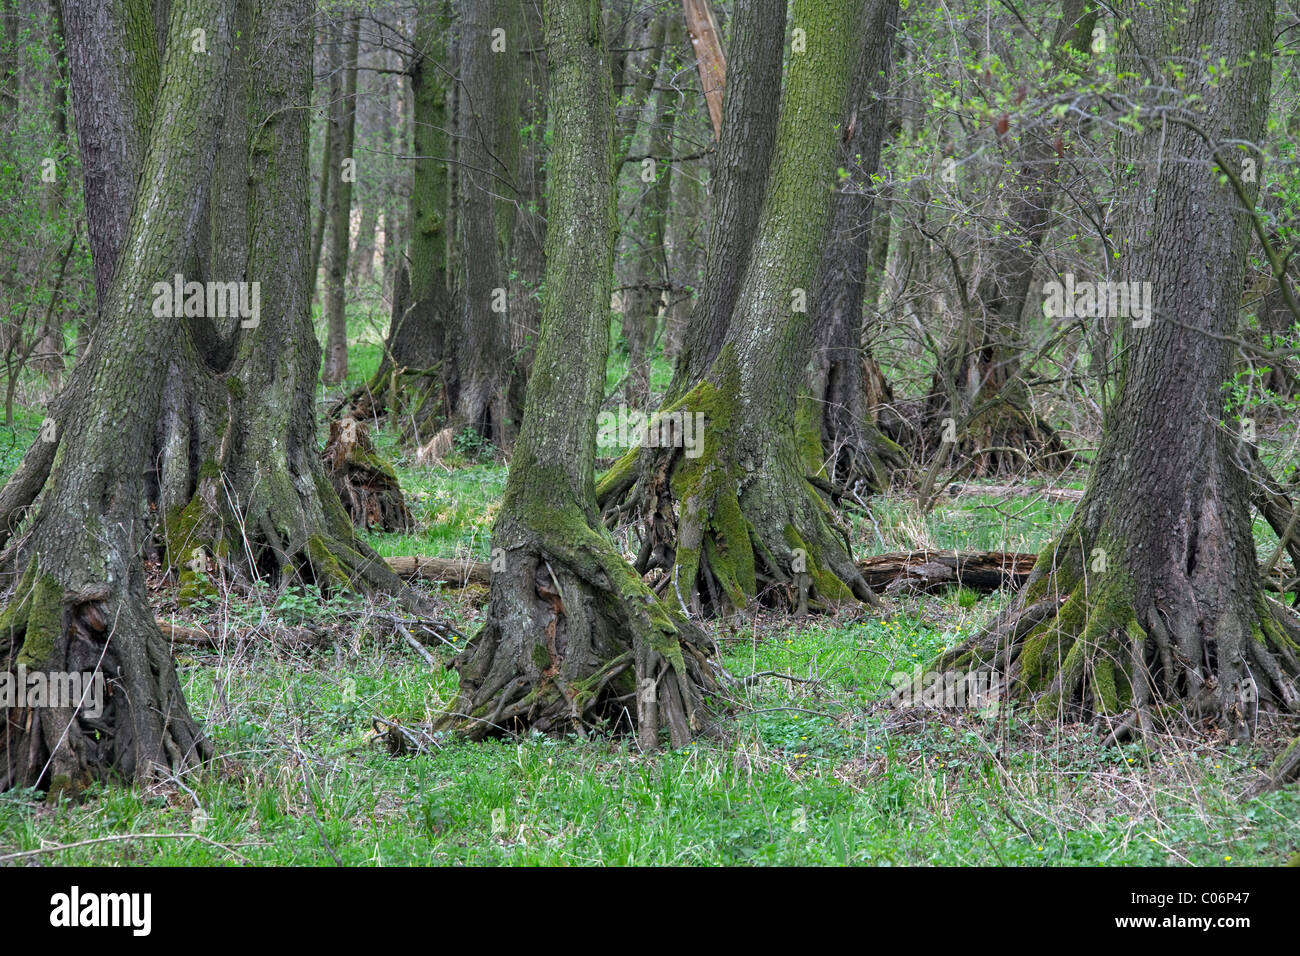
[{"x1": 1, "y1": 307, "x2": 1298, "y2": 866}]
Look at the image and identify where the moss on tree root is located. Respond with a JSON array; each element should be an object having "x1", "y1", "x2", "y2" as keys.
[
  {"x1": 161, "y1": 463, "x2": 419, "y2": 609},
  {"x1": 0, "y1": 557, "x2": 212, "y2": 796},
  {"x1": 597, "y1": 354, "x2": 878, "y2": 617},
  {"x1": 929, "y1": 525, "x2": 1300, "y2": 741},
  {"x1": 438, "y1": 504, "x2": 723, "y2": 749}
]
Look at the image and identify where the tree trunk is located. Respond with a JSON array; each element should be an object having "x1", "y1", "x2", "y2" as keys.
[
  {"x1": 59, "y1": 0, "x2": 160, "y2": 308},
  {"x1": 618, "y1": 11, "x2": 674, "y2": 409},
  {"x1": 0, "y1": 0, "x2": 233, "y2": 795},
  {"x1": 321, "y1": 14, "x2": 359, "y2": 385},
  {"x1": 441, "y1": 0, "x2": 720, "y2": 750},
  {"x1": 805, "y1": 0, "x2": 905, "y2": 497},
  {"x1": 663, "y1": 84, "x2": 706, "y2": 361},
  {"x1": 152, "y1": 0, "x2": 420, "y2": 609},
  {"x1": 335, "y1": 0, "x2": 454, "y2": 445},
  {"x1": 931, "y1": 0, "x2": 1300, "y2": 745},
  {"x1": 308, "y1": 19, "x2": 335, "y2": 292},
  {"x1": 421, "y1": 0, "x2": 521, "y2": 460},
  {"x1": 349, "y1": 202, "x2": 378, "y2": 287},
  {"x1": 663, "y1": 0, "x2": 786, "y2": 403},
  {"x1": 602, "y1": 0, "x2": 876, "y2": 617},
  {"x1": 507, "y1": 0, "x2": 547, "y2": 425}
]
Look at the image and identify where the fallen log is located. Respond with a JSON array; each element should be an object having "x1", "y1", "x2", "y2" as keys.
[
  {"x1": 856, "y1": 550, "x2": 1039, "y2": 594},
  {"x1": 379, "y1": 551, "x2": 1038, "y2": 595},
  {"x1": 384, "y1": 555, "x2": 491, "y2": 588},
  {"x1": 944, "y1": 483, "x2": 1083, "y2": 503}
]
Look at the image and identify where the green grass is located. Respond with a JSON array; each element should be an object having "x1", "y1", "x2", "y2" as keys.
[
  {"x1": 3, "y1": 606, "x2": 1296, "y2": 865},
  {"x1": 2, "y1": 319, "x2": 1298, "y2": 867}
]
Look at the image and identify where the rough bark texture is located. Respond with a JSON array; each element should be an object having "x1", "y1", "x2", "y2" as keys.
[
  {"x1": 322, "y1": 417, "x2": 412, "y2": 532},
  {"x1": 154, "y1": 0, "x2": 421, "y2": 610},
  {"x1": 441, "y1": 0, "x2": 720, "y2": 750},
  {"x1": 506, "y1": 0, "x2": 547, "y2": 430},
  {"x1": 928, "y1": 0, "x2": 1300, "y2": 745},
  {"x1": 617, "y1": 10, "x2": 674, "y2": 409},
  {"x1": 321, "y1": 14, "x2": 360, "y2": 385},
  {"x1": 663, "y1": 83, "x2": 706, "y2": 360},
  {"x1": 806, "y1": 0, "x2": 905, "y2": 497},
  {"x1": 421, "y1": 0, "x2": 521, "y2": 460},
  {"x1": 336, "y1": 0, "x2": 455, "y2": 446},
  {"x1": 1, "y1": 0, "x2": 233, "y2": 795},
  {"x1": 663, "y1": 0, "x2": 786, "y2": 403},
  {"x1": 601, "y1": 0, "x2": 877, "y2": 618},
  {"x1": 59, "y1": 0, "x2": 159, "y2": 307}
]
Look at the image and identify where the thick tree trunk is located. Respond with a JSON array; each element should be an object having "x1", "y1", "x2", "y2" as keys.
[
  {"x1": 0, "y1": 0, "x2": 233, "y2": 795},
  {"x1": 930, "y1": 0, "x2": 1300, "y2": 745},
  {"x1": 507, "y1": 0, "x2": 547, "y2": 424},
  {"x1": 59, "y1": 0, "x2": 159, "y2": 308},
  {"x1": 602, "y1": 0, "x2": 876, "y2": 617},
  {"x1": 664, "y1": 0, "x2": 786, "y2": 403},
  {"x1": 805, "y1": 0, "x2": 905, "y2": 497},
  {"x1": 154, "y1": 0, "x2": 420, "y2": 609},
  {"x1": 0, "y1": 0, "x2": 154, "y2": 546},
  {"x1": 441, "y1": 0, "x2": 719, "y2": 749}
]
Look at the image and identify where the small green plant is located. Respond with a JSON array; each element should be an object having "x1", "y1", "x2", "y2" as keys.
[{"x1": 453, "y1": 427, "x2": 496, "y2": 462}]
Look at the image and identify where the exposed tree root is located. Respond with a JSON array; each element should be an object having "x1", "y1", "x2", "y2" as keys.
[
  {"x1": 415, "y1": 381, "x2": 512, "y2": 463},
  {"x1": 1250, "y1": 734, "x2": 1300, "y2": 793},
  {"x1": 161, "y1": 448, "x2": 423, "y2": 613},
  {"x1": 922, "y1": 391, "x2": 1067, "y2": 479},
  {"x1": 926, "y1": 524, "x2": 1300, "y2": 743},
  {"x1": 1, "y1": 558, "x2": 211, "y2": 795},
  {"x1": 807, "y1": 386, "x2": 908, "y2": 499},
  {"x1": 598, "y1": 361, "x2": 880, "y2": 617},
  {"x1": 329, "y1": 362, "x2": 447, "y2": 449},
  {"x1": 438, "y1": 508, "x2": 723, "y2": 749}
]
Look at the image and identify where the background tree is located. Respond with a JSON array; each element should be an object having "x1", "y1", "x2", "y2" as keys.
[
  {"x1": 805, "y1": 0, "x2": 905, "y2": 498},
  {"x1": 931, "y1": 0, "x2": 1300, "y2": 742},
  {"x1": 420, "y1": 0, "x2": 523, "y2": 459},
  {"x1": 0, "y1": 0, "x2": 233, "y2": 793},
  {"x1": 321, "y1": 12, "x2": 360, "y2": 384},
  {"x1": 442, "y1": 0, "x2": 719, "y2": 748}
]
